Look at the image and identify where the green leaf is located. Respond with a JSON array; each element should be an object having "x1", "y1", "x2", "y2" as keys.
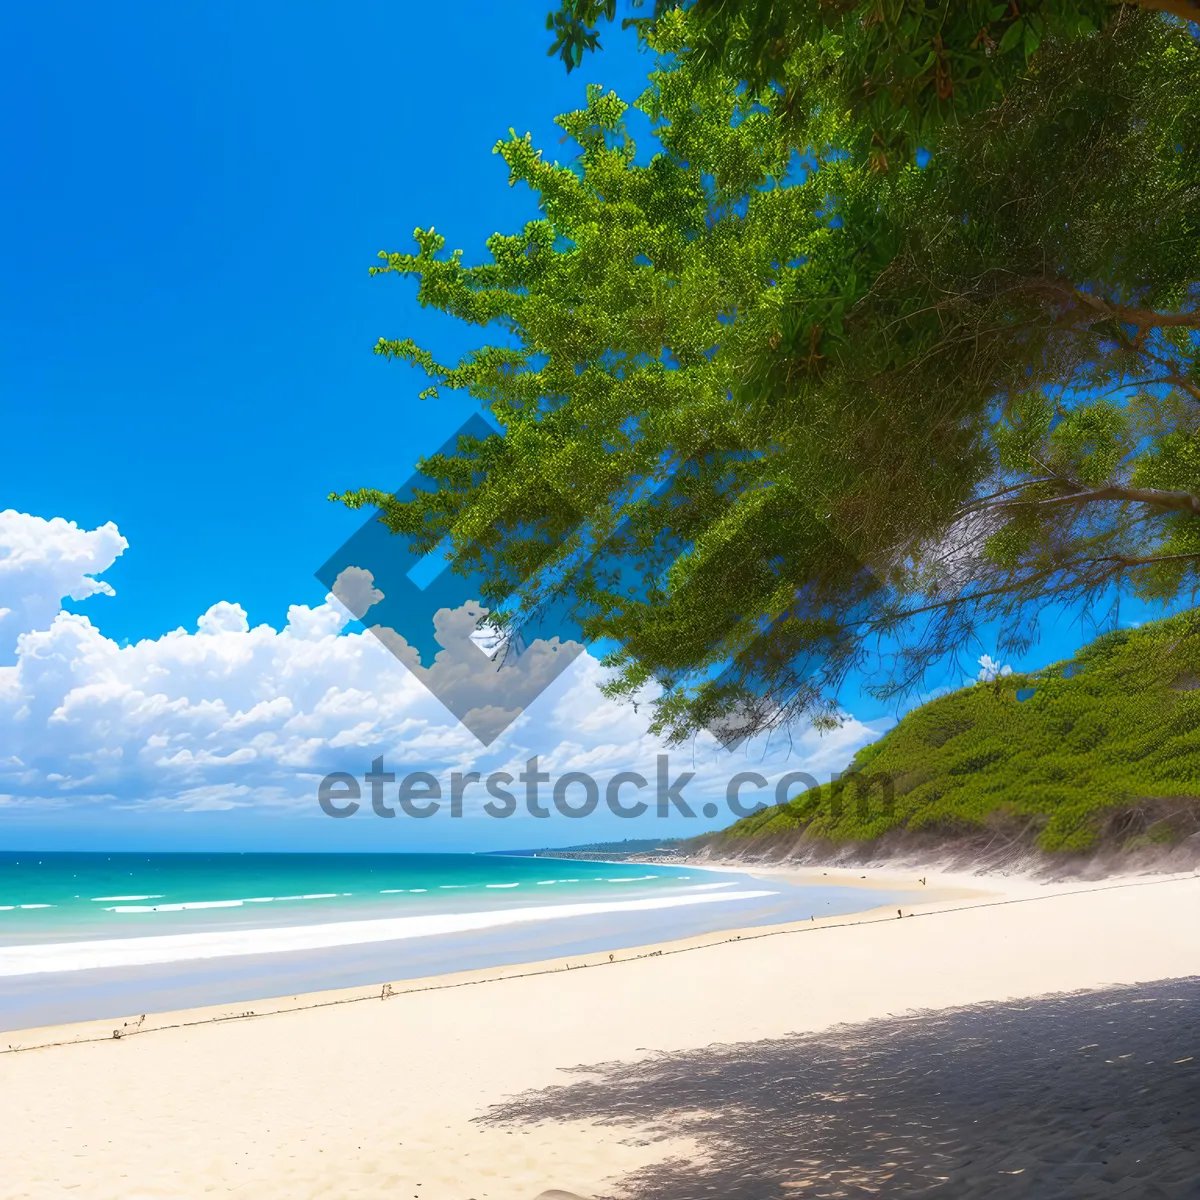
[{"x1": 998, "y1": 20, "x2": 1024, "y2": 56}]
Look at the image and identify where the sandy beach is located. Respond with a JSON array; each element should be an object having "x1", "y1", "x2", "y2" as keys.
[{"x1": 1, "y1": 863, "x2": 1197, "y2": 1199}]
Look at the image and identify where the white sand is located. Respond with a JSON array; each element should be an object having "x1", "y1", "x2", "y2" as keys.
[{"x1": 1, "y1": 866, "x2": 1197, "y2": 1199}]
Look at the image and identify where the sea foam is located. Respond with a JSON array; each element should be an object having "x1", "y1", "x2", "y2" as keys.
[{"x1": 0, "y1": 889, "x2": 776, "y2": 977}]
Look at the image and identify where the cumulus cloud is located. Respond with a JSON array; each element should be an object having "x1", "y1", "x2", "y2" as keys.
[
  {"x1": 2, "y1": 591, "x2": 440, "y2": 814},
  {"x1": 0, "y1": 510, "x2": 127, "y2": 659},
  {"x1": 367, "y1": 598, "x2": 586, "y2": 746},
  {"x1": 330, "y1": 566, "x2": 384, "y2": 621},
  {"x1": 0, "y1": 510, "x2": 887, "y2": 831},
  {"x1": 976, "y1": 654, "x2": 1013, "y2": 683}
]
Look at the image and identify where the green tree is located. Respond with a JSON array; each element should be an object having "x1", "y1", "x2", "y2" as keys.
[
  {"x1": 547, "y1": 1, "x2": 1200, "y2": 166},
  {"x1": 336, "y1": 9, "x2": 1199, "y2": 744}
]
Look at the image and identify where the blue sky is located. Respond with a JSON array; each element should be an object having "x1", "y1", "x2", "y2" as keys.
[
  {"x1": 2, "y1": 0, "x2": 651, "y2": 645},
  {"x1": 0, "y1": 3, "x2": 1174, "y2": 851}
]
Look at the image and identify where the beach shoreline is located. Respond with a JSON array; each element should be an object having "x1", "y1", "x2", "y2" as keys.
[
  {"x1": 0, "y1": 861, "x2": 920, "y2": 1033},
  {"x1": 2, "y1": 863, "x2": 1197, "y2": 1198},
  {"x1": 0, "y1": 863, "x2": 974, "y2": 1051},
  {"x1": 2, "y1": 860, "x2": 1192, "y2": 1048}
]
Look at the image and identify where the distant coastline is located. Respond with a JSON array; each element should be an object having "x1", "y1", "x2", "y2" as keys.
[{"x1": 484, "y1": 837, "x2": 689, "y2": 862}]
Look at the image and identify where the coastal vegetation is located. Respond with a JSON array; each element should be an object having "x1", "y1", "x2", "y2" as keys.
[
  {"x1": 547, "y1": 1, "x2": 1200, "y2": 164},
  {"x1": 706, "y1": 607, "x2": 1200, "y2": 854},
  {"x1": 338, "y1": 5, "x2": 1200, "y2": 746}
]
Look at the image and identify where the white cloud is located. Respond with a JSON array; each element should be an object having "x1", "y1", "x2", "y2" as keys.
[
  {"x1": 330, "y1": 566, "x2": 384, "y2": 621},
  {"x1": 0, "y1": 510, "x2": 127, "y2": 659},
  {"x1": 976, "y1": 654, "x2": 1013, "y2": 683},
  {"x1": 367, "y1": 598, "x2": 587, "y2": 746},
  {"x1": 196, "y1": 601, "x2": 251, "y2": 635},
  {"x1": 0, "y1": 510, "x2": 887, "y2": 836}
]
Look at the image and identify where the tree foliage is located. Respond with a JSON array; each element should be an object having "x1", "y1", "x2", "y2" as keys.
[
  {"x1": 545, "y1": 0, "x2": 1199, "y2": 165},
  {"x1": 336, "y1": 7, "x2": 1199, "y2": 744}
]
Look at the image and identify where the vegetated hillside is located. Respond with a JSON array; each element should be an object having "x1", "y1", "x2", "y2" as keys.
[{"x1": 708, "y1": 610, "x2": 1200, "y2": 856}]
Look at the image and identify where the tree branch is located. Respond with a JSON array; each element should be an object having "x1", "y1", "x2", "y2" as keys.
[
  {"x1": 996, "y1": 483, "x2": 1200, "y2": 516},
  {"x1": 1018, "y1": 276, "x2": 1200, "y2": 332},
  {"x1": 879, "y1": 550, "x2": 1200, "y2": 628},
  {"x1": 1091, "y1": 551, "x2": 1200, "y2": 568}
]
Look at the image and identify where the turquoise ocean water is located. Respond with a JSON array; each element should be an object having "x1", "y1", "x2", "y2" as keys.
[
  {"x1": 0, "y1": 852, "x2": 911, "y2": 1031},
  {"x1": 0, "y1": 851, "x2": 705, "y2": 944}
]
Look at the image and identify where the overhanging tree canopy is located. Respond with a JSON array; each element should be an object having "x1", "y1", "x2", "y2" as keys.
[
  {"x1": 548, "y1": 0, "x2": 1200, "y2": 165},
  {"x1": 336, "y1": 8, "x2": 1199, "y2": 744}
]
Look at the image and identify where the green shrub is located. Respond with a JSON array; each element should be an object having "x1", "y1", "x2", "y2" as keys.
[{"x1": 711, "y1": 608, "x2": 1200, "y2": 853}]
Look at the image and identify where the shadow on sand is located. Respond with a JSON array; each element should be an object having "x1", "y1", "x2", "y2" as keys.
[{"x1": 485, "y1": 978, "x2": 1199, "y2": 1199}]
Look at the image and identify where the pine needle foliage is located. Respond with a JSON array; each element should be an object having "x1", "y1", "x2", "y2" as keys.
[
  {"x1": 546, "y1": 1, "x2": 1200, "y2": 165},
  {"x1": 335, "y1": 9, "x2": 1200, "y2": 744}
]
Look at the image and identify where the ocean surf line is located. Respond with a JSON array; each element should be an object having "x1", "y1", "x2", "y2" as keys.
[{"x1": 0, "y1": 889, "x2": 777, "y2": 977}]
